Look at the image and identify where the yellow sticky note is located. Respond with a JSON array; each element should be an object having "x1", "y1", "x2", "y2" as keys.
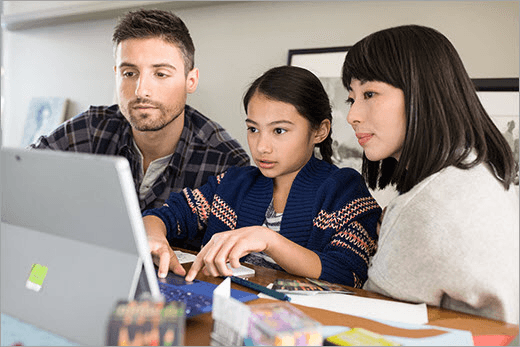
[
  {"x1": 26, "y1": 264, "x2": 48, "y2": 292},
  {"x1": 326, "y1": 328, "x2": 400, "y2": 346}
]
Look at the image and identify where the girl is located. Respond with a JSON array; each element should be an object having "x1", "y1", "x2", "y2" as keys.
[
  {"x1": 143, "y1": 65, "x2": 381, "y2": 287},
  {"x1": 342, "y1": 25, "x2": 518, "y2": 323}
]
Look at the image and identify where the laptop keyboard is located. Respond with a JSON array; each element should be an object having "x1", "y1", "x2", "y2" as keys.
[
  {"x1": 155, "y1": 269, "x2": 258, "y2": 319},
  {"x1": 156, "y1": 271, "x2": 215, "y2": 318},
  {"x1": 158, "y1": 281, "x2": 212, "y2": 318}
]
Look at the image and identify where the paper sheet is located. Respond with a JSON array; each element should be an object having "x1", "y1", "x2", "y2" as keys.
[
  {"x1": 212, "y1": 278, "x2": 251, "y2": 337},
  {"x1": 260, "y1": 285, "x2": 428, "y2": 325},
  {"x1": 1, "y1": 314, "x2": 79, "y2": 346}
]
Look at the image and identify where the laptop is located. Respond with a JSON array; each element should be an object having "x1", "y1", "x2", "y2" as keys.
[{"x1": 0, "y1": 147, "x2": 256, "y2": 345}]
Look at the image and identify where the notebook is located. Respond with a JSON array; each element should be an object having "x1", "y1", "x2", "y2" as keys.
[{"x1": 0, "y1": 147, "x2": 257, "y2": 345}]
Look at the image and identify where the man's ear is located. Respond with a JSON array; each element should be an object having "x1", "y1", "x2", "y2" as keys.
[
  {"x1": 314, "y1": 119, "x2": 331, "y2": 144},
  {"x1": 186, "y1": 68, "x2": 199, "y2": 94}
]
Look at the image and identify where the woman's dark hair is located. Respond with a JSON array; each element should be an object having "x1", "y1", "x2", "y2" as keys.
[
  {"x1": 243, "y1": 65, "x2": 333, "y2": 164},
  {"x1": 113, "y1": 9, "x2": 195, "y2": 75},
  {"x1": 342, "y1": 24, "x2": 515, "y2": 193}
]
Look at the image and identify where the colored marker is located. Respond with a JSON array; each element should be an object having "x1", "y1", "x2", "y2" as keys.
[{"x1": 229, "y1": 276, "x2": 291, "y2": 302}]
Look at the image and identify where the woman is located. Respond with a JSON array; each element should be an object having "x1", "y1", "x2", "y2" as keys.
[
  {"x1": 342, "y1": 24, "x2": 518, "y2": 323},
  {"x1": 144, "y1": 65, "x2": 381, "y2": 287}
]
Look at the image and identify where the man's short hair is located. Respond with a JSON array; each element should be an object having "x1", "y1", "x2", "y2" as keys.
[{"x1": 113, "y1": 9, "x2": 195, "y2": 74}]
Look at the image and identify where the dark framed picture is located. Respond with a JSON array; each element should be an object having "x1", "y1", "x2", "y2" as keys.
[{"x1": 474, "y1": 78, "x2": 519, "y2": 185}]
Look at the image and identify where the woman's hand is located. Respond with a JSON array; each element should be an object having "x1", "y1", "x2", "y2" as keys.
[{"x1": 185, "y1": 226, "x2": 275, "y2": 281}]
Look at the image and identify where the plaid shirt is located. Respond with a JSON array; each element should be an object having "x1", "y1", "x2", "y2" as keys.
[{"x1": 31, "y1": 103, "x2": 250, "y2": 211}]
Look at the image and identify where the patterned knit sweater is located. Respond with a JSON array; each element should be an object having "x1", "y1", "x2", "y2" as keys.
[{"x1": 143, "y1": 156, "x2": 381, "y2": 287}]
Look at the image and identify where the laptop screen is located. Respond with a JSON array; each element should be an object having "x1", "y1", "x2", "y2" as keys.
[{"x1": 1, "y1": 147, "x2": 160, "y2": 345}]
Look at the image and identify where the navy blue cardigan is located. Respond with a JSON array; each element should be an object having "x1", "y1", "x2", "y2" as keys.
[{"x1": 143, "y1": 156, "x2": 381, "y2": 287}]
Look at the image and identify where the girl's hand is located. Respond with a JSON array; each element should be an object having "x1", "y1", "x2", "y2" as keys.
[
  {"x1": 185, "y1": 226, "x2": 275, "y2": 281},
  {"x1": 143, "y1": 215, "x2": 186, "y2": 278}
]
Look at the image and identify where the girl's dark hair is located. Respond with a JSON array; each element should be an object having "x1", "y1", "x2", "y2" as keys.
[
  {"x1": 113, "y1": 9, "x2": 195, "y2": 75},
  {"x1": 342, "y1": 24, "x2": 515, "y2": 193},
  {"x1": 243, "y1": 65, "x2": 333, "y2": 164}
]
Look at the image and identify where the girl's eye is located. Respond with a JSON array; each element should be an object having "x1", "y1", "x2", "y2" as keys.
[
  {"x1": 274, "y1": 128, "x2": 287, "y2": 135},
  {"x1": 247, "y1": 127, "x2": 258, "y2": 133},
  {"x1": 345, "y1": 98, "x2": 354, "y2": 106}
]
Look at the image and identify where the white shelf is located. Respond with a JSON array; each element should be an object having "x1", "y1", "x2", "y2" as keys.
[{"x1": 1, "y1": 1, "x2": 238, "y2": 31}]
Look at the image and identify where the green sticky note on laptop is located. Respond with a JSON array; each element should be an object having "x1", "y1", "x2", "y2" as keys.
[{"x1": 26, "y1": 264, "x2": 48, "y2": 292}]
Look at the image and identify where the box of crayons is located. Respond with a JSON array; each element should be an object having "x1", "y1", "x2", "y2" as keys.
[
  {"x1": 246, "y1": 302, "x2": 322, "y2": 346},
  {"x1": 211, "y1": 278, "x2": 322, "y2": 346},
  {"x1": 105, "y1": 300, "x2": 186, "y2": 346}
]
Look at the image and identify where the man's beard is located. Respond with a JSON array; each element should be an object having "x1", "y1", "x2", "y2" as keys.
[{"x1": 122, "y1": 98, "x2": 183, "y2": 132}]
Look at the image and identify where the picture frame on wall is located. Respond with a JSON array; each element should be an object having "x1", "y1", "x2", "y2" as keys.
[
  {"x1": 474, "y1": 78, "x2": 519, "y2": 185},
  {"x1": 21, "y1": 97, "x2": 68, "y2": 148},
  {"x1": 288, "y1": 46, "x2": 519, "y2": 198}
]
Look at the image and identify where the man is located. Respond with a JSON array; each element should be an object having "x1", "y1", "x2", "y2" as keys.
[{"x1": 31, "y1": 9, "x2": 250, "y2": 250}]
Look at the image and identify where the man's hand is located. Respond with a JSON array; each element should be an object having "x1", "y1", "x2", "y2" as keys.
[{"x1": 143, "y1": 215, "x2": 186, "y2": 278}]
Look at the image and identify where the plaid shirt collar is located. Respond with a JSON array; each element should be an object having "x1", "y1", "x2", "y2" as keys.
[{"x1": 116, "y1": 107, "x2": 197, "y2": 210}]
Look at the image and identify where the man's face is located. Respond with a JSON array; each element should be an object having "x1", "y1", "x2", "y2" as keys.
[{"x1": 114, "y1": 37, "x2": 198, "y2": 132}]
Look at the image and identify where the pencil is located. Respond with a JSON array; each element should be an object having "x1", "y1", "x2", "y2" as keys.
[{"x1": 229, "y1": 276, "x2": 291, "y2": 302}]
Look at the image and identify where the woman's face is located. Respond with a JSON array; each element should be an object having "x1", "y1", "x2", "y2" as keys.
[{"x1": 346, "y1": 79, "x2": 407, "y2": 161}]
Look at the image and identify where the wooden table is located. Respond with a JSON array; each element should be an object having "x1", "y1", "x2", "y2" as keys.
[{"x1": 177, "y1": 255, "x2": 518, "y2": 346}]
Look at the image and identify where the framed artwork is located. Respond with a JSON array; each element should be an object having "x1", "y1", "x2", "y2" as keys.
[
  {"x1": 21, "y1": 97, "x2": 68, "y2": 147},
  {"x1": 474, "y1": 78, "x2": 519, "y2": 185}
]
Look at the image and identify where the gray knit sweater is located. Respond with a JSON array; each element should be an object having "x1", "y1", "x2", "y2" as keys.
[{"x1": 364, "y1": 161, "x2": 519, "y2": 324}]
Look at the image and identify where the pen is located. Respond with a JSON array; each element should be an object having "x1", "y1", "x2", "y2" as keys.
[{"x1": 229, "y1": 276, "x2": 291, "y2": 302}]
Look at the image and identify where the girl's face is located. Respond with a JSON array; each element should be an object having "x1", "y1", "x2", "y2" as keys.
[
  {"x1": 246, "y1": 92, "x2": 326, "y2": 187},
  {"x1": 346, "y1": 79, "x2": 407, "y2": 161}
]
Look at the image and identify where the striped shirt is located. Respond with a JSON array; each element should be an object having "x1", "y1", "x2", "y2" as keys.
[{"x1": 242, "y1": 200, "x2": 285, "y2": 271}]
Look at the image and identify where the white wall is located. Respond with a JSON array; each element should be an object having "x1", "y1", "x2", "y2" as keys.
[{"x1": 2, "y1": 1, "x2": 519, "y2": 151}]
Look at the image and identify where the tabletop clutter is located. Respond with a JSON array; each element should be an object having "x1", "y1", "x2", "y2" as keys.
[
  {"x1": 103, "y1": 276, "x2": 406, "y2": 346},
  {"x1": 104, "y1": 277, "x2": 332, "y2": 346}
]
